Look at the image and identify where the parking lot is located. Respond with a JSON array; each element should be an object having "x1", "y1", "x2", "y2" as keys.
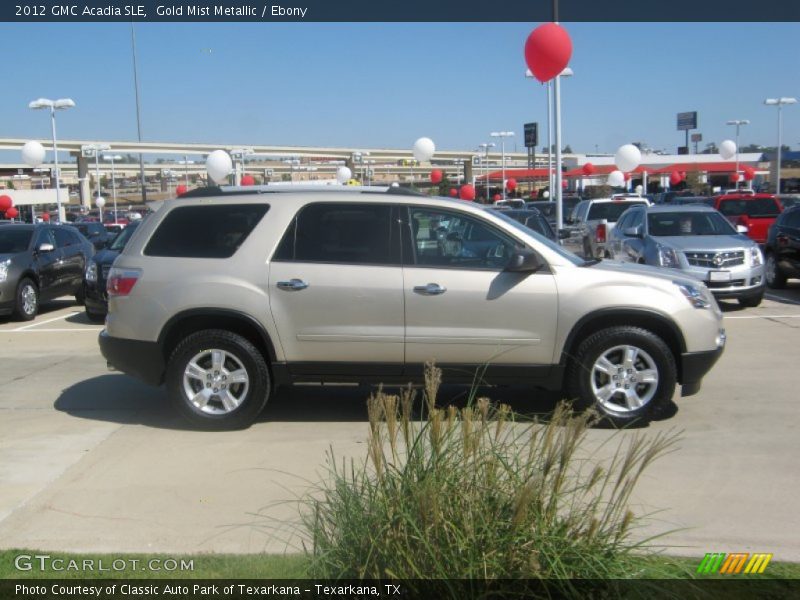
[{"x1": 1, "y1": 286, "x2": 799, "y2": 560}]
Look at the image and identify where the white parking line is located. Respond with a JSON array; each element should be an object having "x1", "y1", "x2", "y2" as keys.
[
  {"x1": 726, "y1": 314, "x2": 800, "y2": 320},
  {"x1": 765, "y1": 293, "x2": 800, "y2": 306},
  {"x1": 4, "y1": 328, "x2": 103, "y2": 333},
  {"x1": 11, "y1": 311, "x2": 81, "y2": 331}
]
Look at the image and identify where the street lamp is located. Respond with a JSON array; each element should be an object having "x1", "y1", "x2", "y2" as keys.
[
  {"x1": 103, "y1": 154, "x2": 122, "y2": 223},
  {"x1": 453, "y1": 158, "x2": 465, "y2": 185},
  {"x1": 229, "y1": 148, "x2": 255, "y2": 185},
  {"x1": 764, "y1": 98, "x2": 797, "y2": 193},
  {"x1": 490, "y1": 132, "x2": 514, "y2": 199},
  {"x1": 553, "y1": 67, "x2": 573, "y2": 230},
  {"x1": 725, "y1": 119, "x2": 750, "y2": 189},
  {"x1": 28, "y1": 97, "x2": 75, "y2": 222},
  {"x1": 81, "y1": 143, "x2": 111, "y2": 219},
  {"x1": 477, "y1": 143, "x2": 495, "y2": 200}
]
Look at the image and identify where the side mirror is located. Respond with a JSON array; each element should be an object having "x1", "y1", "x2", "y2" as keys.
[
  {"x1": 623, "y1": 226, "x2": 642, "y2": 238},
  {"x1": 506, "y1": 249, "x2": 542, "y2": 273},
  {"x1": 736, "y1": 224, "x2": 749, "y2": 234},
  {"x1": 37, "y1": 243, "x2": 55, "y2": 253}
]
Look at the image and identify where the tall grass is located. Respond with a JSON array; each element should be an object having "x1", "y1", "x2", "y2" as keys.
[{"x1": 302, "y1": 363, "x2": 679, "y2": 590}]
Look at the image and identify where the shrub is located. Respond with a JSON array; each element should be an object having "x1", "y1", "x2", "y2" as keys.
[{"x1": 302, "y1": 364, "x2": 679, "y2": 593}]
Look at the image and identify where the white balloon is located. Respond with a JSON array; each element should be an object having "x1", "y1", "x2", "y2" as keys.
[
  {"x1": 614, "y1": 144, "x2": 642, "y2": 172},
  {"x1": 336, "y1": 166, "x2": 352, "y2": 184},
  {"x1": 412, "y1": 137, "x2": 435, "y2": 163},
  {"x1": 635, "y1": 184, "x2": 644, "y2": 195},
  {"x1": 719, "y1": 139, "x2": 737, "y2": 160},
  {"x1": 95, "y1": 196, "x2": 106, "y2": 208},
  {"x1": 542, "y1": 190, "x2": 550, "y2": 199},
  {"x1": 21, "y1": 141, "x2": 46, "y2": 167},
  {"x1": 206, "y1": 150, "x2": 233, "y2": 184},
  {"x1": 607, "y1": 170, "x2": 625, "y2": 187}
]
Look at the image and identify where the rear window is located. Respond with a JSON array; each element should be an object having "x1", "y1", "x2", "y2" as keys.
[
  {"x1": 587, "y1": 202, "x2": 647, "y2": 222},
  {"x1": 718, "y1": 198, "x2": 780, "y2": 218},
  {"x1": 145, "y1": 204, "x2": 269, "y2": 258}
]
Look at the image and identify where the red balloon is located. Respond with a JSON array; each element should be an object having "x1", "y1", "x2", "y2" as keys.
[
  {"x1": 0, "y1": 195, "x2": 12, "y2": 211},
  {"x1": 562, "y1": 180, "x2": 568, "y2": 189},
  {"x1": 42, "y1": 212, "x2": 50, "y2": 222},
  {"x1": 669, "y1": 171, "x2": 682, "y2": 186},
  {"x1": 680, "y1": 171, "x2": 687, "y2": 181},
  {"x1": 524, "y1": 23, "x2": 573, "y2": 83},
  {"x1": 459, "y1": 184, "x2": 476, "y2": 201},
  {"x1": 506, "y1": 178, "x2": 517, "y2": 192},
  {"x1": 449, "y1": 188, "x2": 458, "y2": 197},
  {"x1": 581, "y1": 162, "x2": 595, "y2": 176},
  {"x1": 624, "y1": 172, "x2": 631, "y2": 182},
  {"x1": 240, "y1": 175, "x2": 255, "y2": 186},
  {"x1": 175, "y1": 184, "x2": 188, "y2": 196},
  {"x1": 430, "y1": 169, "x2": 443, "y2": 184},
  {"x1": 5, "y1": 207, "x2": 19, "y2": 219},
  {"x1": 493, "y1": 194, "x2": 502, "y2": 201},
  {"x1": 743, "y1": 166, "x2": 755, "y2": 181},
  {"x1": 729, "y1": 173, "x2": 740, "y2": 183}
]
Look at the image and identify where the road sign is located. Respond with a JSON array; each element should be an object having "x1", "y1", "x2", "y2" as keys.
[
  {"x1": 691, "y1": 133, "x2": 703, "y2": 142},
  {"x1": 524, "y1": 122, "x2": 538, "y2": 148},
  {"x1": 677, "y1": 111, "x2": 698, "y2": 131}
]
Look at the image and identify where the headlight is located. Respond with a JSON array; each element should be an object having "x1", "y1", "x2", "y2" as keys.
[
  {"x1": 85, "y1": 262, "x2": 98, "y2": 283},
  {"x1": 674, "y1": 281, "x2": 711, "y2": 309},
  {"x1": 0, "y1": 259, "x2": 10, "y2": 283},
  {"x1": 750, "y1": 246, "x2": 763, "y2": 266},
  {"x1": 657, "y1": 244, "x2": 681, "y2": 268}
]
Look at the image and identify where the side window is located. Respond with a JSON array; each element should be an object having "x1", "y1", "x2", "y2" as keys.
[
  {"x1": 616, "y1": 212, "x2": 633, "y2": 231},
  {"x1": 145, "y1": 204, "x2": 269, "y2": 258},
  {"x1": 53, "y1": 228, "x2": 74, "y2": 247},
  {"x1": 273, "y1": 203, "x2": 397, "y2": 265},
  {"x1": 784, "y1": 210, "x2": 800, "y2": 228},
  {"x1": 409, "y1": 208, "x2": 519, "y2": 270},
  {"x1": 35, "y1": 228, "x2": 56, "y2": 248},
  {"x1": 630, "y1": 210, "x2": 645, "y2": 229}
]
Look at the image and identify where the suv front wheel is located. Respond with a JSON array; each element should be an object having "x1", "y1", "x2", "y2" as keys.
[
  {"x1": 166, "y1": 329, "x2": 271, "y2": 430},
  {"x1": 566, "y1": 326, "x2": 676, "y2": 425}
]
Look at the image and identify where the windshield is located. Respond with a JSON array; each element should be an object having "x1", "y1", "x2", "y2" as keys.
[
  {"x1": 587, "y1": 202, "x2": 647, "y2": 222},
  {"x1": 0, "y1": 229, "x2": 33, "y2": 253},
  {"x1": 108, "y1": 224, "x2": 138, "y2": 251},
  {"x1": 489, "y1": 209, "x2": 585, "y2": 265},
  {"x1": 718, "y1": 198, "x2": 781, "y2": 217},
  {"x1": 648, "y1": 211, "x2": 737, "y2": 236}
]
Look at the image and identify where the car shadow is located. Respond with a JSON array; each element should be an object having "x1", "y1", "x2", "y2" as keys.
[
  {"x1": 764, "y1": 282, "x2": 800, "y2": 305},
  {"x1": 0, "y1": 298, "x2": 78, "y2": 324},
  {"x1": 54, "y1": 376, "x2": 670, "y2": 431},
  {"x1": 65, "y1": 311, "x2": 101, "y2": 325}
]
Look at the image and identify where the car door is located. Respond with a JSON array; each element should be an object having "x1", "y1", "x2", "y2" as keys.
[
  {"x1": 268, "y1": 202, "x2": 405, "y2": 377},
  {"x1": 52, "y1": 227, "x2": 83, "y2": 292},
  {"x1": 32, "y1": 228, "x2": 62, "y2": 299},
  {"x1": 610, "y1": 211, "x2": 633, "y2": 258},
  {"x1": 621, "y1": 209, "x2": 647, "y2": 262},
  {"x1": 402, "y1": 206, "x2": 558, "y2": 372}
]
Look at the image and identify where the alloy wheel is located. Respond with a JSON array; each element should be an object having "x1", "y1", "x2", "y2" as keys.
[
  {"x1": 182, "y1": 349, "x2": 250, "y2": 415},
  {"x1": 590, "y1": 344, "x2": 659, "y2": 413}
]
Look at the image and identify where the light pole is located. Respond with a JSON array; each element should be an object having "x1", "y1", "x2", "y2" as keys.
[
  {"x1": 764, "y1": 98, "x2": 797, "y2": 193},
  {"x1": 726, "y1": 119, "x2": 750, "y2": 189},
  {"x1": 103, "y1": 154, "x2": 122, "y2": 223},
  {"x1": 478, "y1": 143, "x2": 495, "y2": 200},
  {"x1": 453, "y1": 158, "x2": 464, "y2": 185},
  {"x1": 82, "y1": 143, "x2": 110, "y2": 220},
  {"x1": 525, "y1": 68, "x2": 553, "y2": 194},
  {"x1": 230, "y1": 148, "x2": 254, "y2": 185},
  {"x1": 28, "y1": 98, "x2": 75, "y2": 223},
  {"x1": 490, "y1": 132, "x2": 514, "y2": 199},
  {"x1": 553, "y1": 66, "x2": 573, "y2": 231}
]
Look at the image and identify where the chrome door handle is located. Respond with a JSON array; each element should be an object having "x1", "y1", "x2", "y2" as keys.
[
  {"x1": 277, "y1": 279, "x2": 309, "y2": 291},
  {"x1": 413, "y1": 283, "x2": 447, "y2": 296}
]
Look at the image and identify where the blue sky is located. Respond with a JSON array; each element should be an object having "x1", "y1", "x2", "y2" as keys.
[{"x1": 1, "y1": 22, "x2": 798, "y2": 154}]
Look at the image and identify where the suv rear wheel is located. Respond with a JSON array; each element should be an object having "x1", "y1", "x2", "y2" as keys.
[
  {"x1": 166, "y1": 329, "x2": 270, "y2": 430},
  {"x1": 765, "y1": 252, "x2": 787, "y2": 289},
  {"x1": 566, "y1": 326, "x2": 676, "y2": 425}
]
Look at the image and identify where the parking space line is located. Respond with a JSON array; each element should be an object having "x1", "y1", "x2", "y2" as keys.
[
  {"x1": 11, "y1": 311, "x2": 81, "y2": 331},
  {"x1": 5, "y1": 328, "x2": 103, "y2": 332},
  {"x1": 725, "y1": 314, "x2": 800, "y2": 320},
  {"x1": 765, "y1": 293, "x2": 800, "y2": 306}
]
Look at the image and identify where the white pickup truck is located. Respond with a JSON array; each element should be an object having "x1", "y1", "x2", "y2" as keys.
[{"x1": 563, "y1": 197, "x2": 650, "y2": 259}]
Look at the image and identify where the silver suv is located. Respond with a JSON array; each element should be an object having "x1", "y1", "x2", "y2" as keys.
[{"x1": 99, "y1": 186, "x2": 726, "y2": 429}]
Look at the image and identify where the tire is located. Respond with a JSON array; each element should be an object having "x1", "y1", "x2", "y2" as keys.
[
  {"x1": 166, "y1": 329, "x2": 270, "y2": 430},
  {"x1": 583, "y1": 239, "x2": 593, "y2": 260},
  {"x1": 738, "y1": 293, "x2": 763, "y2": 308},
  {"x1": 565, "y1": 326, "x2": 677, "y2": 426},
  {"x1": 765, "y1": 252, "x2": 787, "y2": 289},
  {"x1": 75, "y1": 285, "x2": 86, "y2": 306},
  {"x1": 85, "y1": 309, "x2": 106, "y2": 323},
  {"x1": 13, "y1": 278, "x2": 39, "y2": 321}
]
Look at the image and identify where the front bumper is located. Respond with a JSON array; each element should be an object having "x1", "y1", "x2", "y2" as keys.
[
  {"x1": 99, "y1": 331, "x2": 164, "y2": 386},
  {"x1": 678, "y1": 262, "x2": 765, "y2": 299},
  {"x1": 84, "y1": 281, "x2": 108, "y2": 314},
  {"x1": 680, "y1": 345, "x2": 724, "y2": 397}
]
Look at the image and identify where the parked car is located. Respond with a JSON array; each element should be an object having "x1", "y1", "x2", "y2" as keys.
[
  {"x1": 608, "y1": 204, "x2": 765, "y2": 307},
  {"x1": 671, "y1": 196, "x2": 714, "y2": 207},
  {"x1": 0, "y1": 224, "x2": 95, "y2": 320},
  {"x1": 654, "y1": 190, "x2": 696, "y2": 204},
  {"x1": 100, "y1": 184, "x2": 725, "y2": 429},
  {"x1": 764, "y1": 205, "x2": 800, "y2": 289},
  {"x1": 73, "y1": 221, "x2": 115, "y2": 250},
  {"x1": 777, "y1": 194, "x2": 800, "y2": 210},
  {"x1": 104, "y1": 223, "x2": 125, "y2": 236},
  {"x1": 525, "y1": 198, "x2": 582, "y2": 227},
  {"x1": 84, "y1": 220, "x2": 142, "y2": 322},
  {"x1": 713, "y1": 193, "x2": 783, "y2": 244},
  {"x1": 563, "y1": 197, "x2": 650, "y2": 259},
  {"x1": 489, "y1": 208, "x2": 558, "y2": 241},
  {"x1": 493, "y1": 199, "x2": 526, "y2": 209}
]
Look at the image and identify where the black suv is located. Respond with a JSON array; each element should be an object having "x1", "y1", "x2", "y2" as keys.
[
  {"x1": 74, "y1": 221, "x2": 114, "y2": 250},
  {"x1": 0, "y1": 224, "x2": 95, "y2": 320},
  {"x1": 84, "y1": 220, "x2": 141, "y2": 321},
  {"x1": 764, "y1": 205, "x2": 800, "y2": 288}
]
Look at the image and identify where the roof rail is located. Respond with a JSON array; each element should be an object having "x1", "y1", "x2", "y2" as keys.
[{"x1": 173, "y1": 183, "x2": 425, "y2": 199}]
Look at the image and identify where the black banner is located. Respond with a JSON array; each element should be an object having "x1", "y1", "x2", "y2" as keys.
[{"x1": 2, "y1": 0, "x2": 800, "y2": 22}]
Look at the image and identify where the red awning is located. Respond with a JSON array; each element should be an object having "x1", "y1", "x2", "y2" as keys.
[
  {"x1": 476, "y1": 168, "x2": 551, "y2": 182},
  {"x1": 563, "y1": 165, "x2": 650, "y2": 177},
  {"x1": 646, "y1": 162, "x2": 746, "y2": 175}
]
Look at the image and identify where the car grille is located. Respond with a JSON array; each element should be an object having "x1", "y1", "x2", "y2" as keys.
[
  {"x1": 685, "y1": 250, "x2": 745, "y2": 268},
  {"x1": 706, "y1": 279, "x2": 746, "y2": 289}
]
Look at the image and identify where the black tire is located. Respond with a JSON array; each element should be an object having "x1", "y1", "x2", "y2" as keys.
[
  {"x1": 166, "y1": 329, "x2": 270, "y2": 430},
  {"x1": 85, "y1": 309, "x2": 106, "y2": 323},
  {"x1": 75, "y1": 285, "x2": 86, "y2": 306},
  {"x1": 765, "y1": 252, "x2": 787, "y2": 289},
  {"x1": 13, "y1": 278, "x2": 39, "y2": 321},
  {"x1": 738, "y1": 293, "x2": 763, "y2": 308},
  {"x1": 565, "y1": 326, "x2": 677, "y2": 426},
  {"x1": 583, "y1": 239, "x2": 593, "y2": 260}
]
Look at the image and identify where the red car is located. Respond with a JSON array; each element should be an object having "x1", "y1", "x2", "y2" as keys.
[{"x1": 713, "y1": 192, "x2": 784, "y2": 244}]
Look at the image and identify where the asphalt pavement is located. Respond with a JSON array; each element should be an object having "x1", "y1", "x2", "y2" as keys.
[{"x1": 0, "y1": 286, "x2": 799, "y2": 560}]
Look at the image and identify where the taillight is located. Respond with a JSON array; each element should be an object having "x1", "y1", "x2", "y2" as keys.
[
  {"x1": 107, "y1": 268, "x2": 141, "y2": 297},
  {"x1": 596, "y1": 223, "x2": 606, "y2": 243}
]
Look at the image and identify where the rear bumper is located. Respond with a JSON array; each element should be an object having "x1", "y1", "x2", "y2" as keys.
[
  {"x1": 680, "y1": 346, "x2": 724, "y2": 397},
  {"x1": 99, "y1": 331, "x2": 164, "y2": 386}
]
